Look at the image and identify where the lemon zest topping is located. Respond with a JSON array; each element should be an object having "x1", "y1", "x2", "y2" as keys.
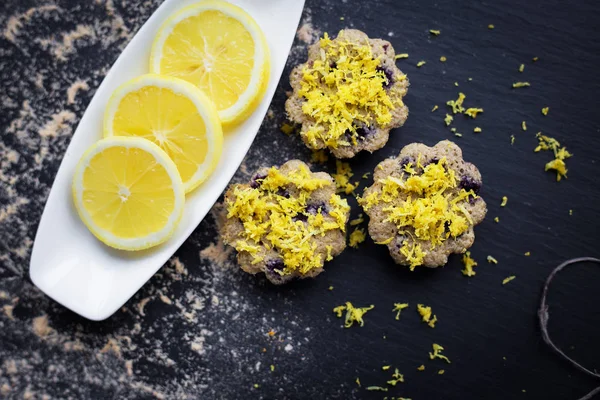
[
  {"x1": 299, "y1": 32, "x2": 404, "y2": 150},
  {"x1": 447, "y1": 93, "x2": 466, "y2": 114},
  {"x1": 501, "y1": 196, "x2": 508, "y2": 207},
  {"x1": 542, "y1": 107, "x2": 549, "y2": 115},
  {"x1": 349, "y1": 228, "x2": 366, "y2": 248},
  {"x1": 326, "y1": 245, "x2": 334, "y2": 261},
  {"x1": 432, "y1": 105, "x2": 439, "y2": 112},
  {"x1": 376, "y1": 237, "x2": 394, "y2": 245},
  {"x1": 440, "y1": 56, "x2": 447, "y2": 62},
  {"x1": 392, "y1": 303, "x2": 410, "y2": 320},
  {"x1": 281, "y1": 123, "x2": 295, "y2": 135},
  {"x1": 387, "y1": 368, "x2": 405, "y2": 386},
  {"x1": 417, "y1": 304, "x2": 437, "y2": 328},
  {"x1": 226, "y1": 164, "x2": 349, "y2": 276},
  {"x1": 512, "y1": 82, "x2": 530, "y2": 88},
  {"x1": 438, "y1": 369, "x2": 445, "y2": 375},
  {"x1": 444, "y1": 114, "x2": 453, "y2": 126},
  {"x1": 417, "y1": 365, "x2": 425, "y2": 371},
  {"x1": 519, "y1": 64, "x2": 525, "y2": 73},
  {"x1": 474, "y1": 127, "x2": 482, "y2": 133},
  {"x1": 366, "y1": 386, "x2": 388, "y2": 392},
  {"x1": 464, "y1": 108, "x2": 484, "y2": 118},
  {"x1": 461, "y1": 251, "x2": 477, "y2": 277},
  {"x1": 487, "y1": 255, "x2": 498, "y2": 264},
  {"x1": 333, "y1": 160, "x2": 358, "y2": 194},
  {"x1": 382, "y1": 365, "x2": 391, "y2": 371},
  {"x1": 429, "y1": 29, "x2": 441, "y2": 35},
  {"x1": 350, "y1": 214, "x2": 365, "y2": 226},
  {"x1": 311, "y1": 149, "x2": 329, "y2": 164},
  {"x1": 535, "y1": 133, "x2": 572, "y2": 181},
  {"x1": 494, "y1": 216, "x2": 500, "y2": 223},
  {"x1": 395, "y1": 53, "x2": 409, "y2": 59},
  {"x1": 429, "y1": 343, "x2": 451, "y2": 363},
  {"x1": 359, "y1": 157, "x2": 477, "y2": 269},
  {"x1": 417, "y1": 60, "x2": 426, "y2": 67},
  {"x1": 502, "y1": 275, "x2": 516, "y2": 285},
  {"x1": 522, "y1": 121, "x2": 527, "y2": 131},
  {"x1": 333, "y1": 302, "x2": 374, "y2": 328}
]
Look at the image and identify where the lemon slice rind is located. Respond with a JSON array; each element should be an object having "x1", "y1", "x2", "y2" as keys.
[{"x1": 72, "y1": 136, "x2": 185, "y2": 251}]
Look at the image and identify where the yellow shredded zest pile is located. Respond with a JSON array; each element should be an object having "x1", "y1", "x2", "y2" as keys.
[
  {"x1": 461, "y1": 251, "x2": 477, "y2": 277},
  {"x1": 310, "y1": 149, "x2": 329, "y2": 164},
  {"x1": 349, "y1": 227, "x2": 366, "y2": 248},
  {"x1": 429, "y1": 343, "x2": 451, "y2": 363},
  {"x1": 395, "y1": 53, "x2": 409, "y2": 59},
  {"x1": 299, "y1": 32, "x2": 405, "y2": 150},
  {"x1": 417, "y1": 304, "x2": 437, "y2": 328},
  {"x1": 429, "y1": 29, "x2": 441, "y2": 36},
  {"x1": 502, "y1": 275, "x2": 516, "y2": 285},
  {"x1": 392, "y1": 303, "x2": 409, "y2": 320},
  {"x1": 417, "y1": 365, "x2": 425, "y2": 371},
  {"x1": 487, "y1": 255, "x2": 498, "y2": 264},
  {"x1": 333, "y1": 160, "x2": 359, "y2": 194},
  {"x1": 417, "y1": 60, "x2": 426, "y2": 67},
  {"x1": 501, "y1": 196, "x2": 508, "y2": 207},
  {"x1": 359, "y1": 157, "x2": 477, "y2": 270},
  {"x1": 226, "y1": 164, "x2": 350, "y2": 276},
  {"x1": 464, "y1": 108, "x2": 484, "y2": 118},
  {"x1": 333, "y1": 302, "x2": 374, "y2": 328},
  {"x1": 512, "y1": 82, "x2": 530, "y2": 88},
  {"x1": 447, "y1": 93, "x2": 466, "y2": 114},
  {"x1": 522, "y1": 121, "x2": 527, "y2": 131},
  {"x1": 542, "y1": 107, "x2": 549, "y2": 115},
  {"x1": 535, "y1": 132, "x2": 572, "y2": 181},
  {"x1": 387, "y1": 369, "x2": 405, "y2": 386}
]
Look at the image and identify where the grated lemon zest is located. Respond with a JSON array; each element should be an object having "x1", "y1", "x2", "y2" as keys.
[
  {"x1": 382, "y1": 365, "x2": 391, "y2": 371},
  {"x1": 519, "y1": 64, "x2": 525, "y2": 73},
  {"x1": 333, "y1": 160, "x2": 358, "y2": 194},
  {"x1": 226, "y1": 164, "x2": 349, "y2": 276},
  {"x1": 464, "y1": 108, "x2": 484, "y2": 118},
  {"x1": 376, "y1": 237, "x2": 394, "y2": 245},
  {"x1": 542, "y1": 107, "x2": 549, "y2": 115},
  {"x1": 461, "y1": 251, "x2": 477, "y2": 277},
  {"x1": 395, "y1": 53, "x2": 409, "y2": 59},
  {"x1": 474, "y1": 127, "x2": 482, "y2": 133},
  {"x1": 447, "y1": 93, "x2": 466, "y2": 114},
  {"x1": 429, "y1": 343, "x2": 451, "y2": 363},
  {"x1": 524, "y1": 252, "x2": 531, "y2": 256},
  {"x1": 366, "y1": 386, "x2": 388, "y2": 392},
  {"x1": 429, "y1": 29, "x2": 441, "y2": 35},
  {"x1": 438, "y1": 369, "x2": 445, "y2": 375},
  {"x1": 512, "y1": 82, "x2": 530, "y2": 88},
  {"x1": 417, "y1": 304, "x2": 437, "y2": 328},
  {"x1": 454, "y1": 82, "x2": 459, "y2": 87},
  {"x1": 298, "y1": 32, "x2": 404, "y2": 151},
  {"x1": 510, "y1": 135, "x2": 515, "y2": 145},
  {"x1": 535, "y1": 133, "x2": 572, "y2": 181},
  {"x1": 533, "y1": 57, "x2": 539, "y2": 62},
  {"x1": 350, "y1": 214, "x2": 364, "y2": 226},
  {"x1": 387, "y1": 368, "x2": 405, "y2": 386},
  {"x1": 455, "y1": 132, "x2": 463, "y2": 137},
  {"x1": 432, "y1": 105, "x2": 439, "y2": 112},
  {"x1": 445, "y1": 114, "x2": 453, "y2": 126},
  {"x1": 392, "y1": 303, "x2": 409, "y2": 320},
  {"x1": 349, "y1": 228, "x2": 366, "y2": 248},
  {"x1": 522, "y1": 121, "x2": 527, "y2": 131},
  {"x1": 417, "y1": 365, "x2": 425, "y2": 371},
  {"x1": 501, "y1": 196, "x2": 508, "y2": 207},
  {"x1": 417, "y1": 60, "x2": 426, "y2": 67},
  {"x1": 502, "y1": 275, "x2": 516, "y2": 285},
  {"x1": 311, "y1": 149, "x2": 329, "y2": 164},
  {"x1": 494, "y1": 216, "x2": 500, "y2": 223},
  {"x1": 356, "y1": 377, "x2": 361, "y2": 387},
  {"x1": 487, "y1": 255, "x2": 498, "y2": 264},
  {"x1": 488, "y1": 24, "x2": 495, "y2": 29},
  {"x1": 440, "y1": 56, "x2": 447, "y2": 62},
  {"x1": 326, "y1": 245, "x2": 334, "y2": 261},
  {"x1": 281, "y1": 123, "x2": 295, "y2": 135},
  {"x1": 333, "y1": 302, "x2": 374, "y2": 328}
]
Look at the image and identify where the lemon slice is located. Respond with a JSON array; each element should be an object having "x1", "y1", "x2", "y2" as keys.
[
  {"x1": 104, "y1": 74, "x2": 223, "y2": 193},
  {"x1": 149, "y1": 0, "x2": 270, "y2": 126},
  {"x1": 72, "y1": 137, "x2": 185, "y2": 251}
]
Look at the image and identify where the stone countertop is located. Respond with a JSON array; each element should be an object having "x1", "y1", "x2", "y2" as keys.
[{"x1": 1, "y1": 0, "x2": 600, "y2": 399}]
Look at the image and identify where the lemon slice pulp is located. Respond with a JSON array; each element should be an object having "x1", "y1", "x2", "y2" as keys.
[
  {"x1": 104, "y1": 74, "x2": 223, "y2": 193},
  {"x1": 72, "y1": 137, "x2": 185, "y2": 251},
  {"x1": 150, "y1": 0, "x2": 270, "y2": 126}
]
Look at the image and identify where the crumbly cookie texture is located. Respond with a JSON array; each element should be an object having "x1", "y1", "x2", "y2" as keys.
[
  {"x1": 359, "y1": 140, "x2": 487, "y2": 269},
  {"x1": 221, "y1": 160, "x2": 350, "y2": 284},
  {"x1": 286, "y1": 29, "x2": 409, "y2": 159}
]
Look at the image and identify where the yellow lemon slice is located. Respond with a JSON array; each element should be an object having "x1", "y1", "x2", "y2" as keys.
[
  {"x1": 149, "y1": 0, "x2": 270, "y2": 126},
  {"x1": 72, "y1": 137, "x2": 185, "y2": 251},
  {"x1": 104, "y1": 74, "x2": 223, "y2": 193}
]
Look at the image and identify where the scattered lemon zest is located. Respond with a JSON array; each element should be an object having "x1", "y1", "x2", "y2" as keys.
[
  {"x1": 494, "y1": 216, "x2": 500, "y2": 223},
  {"x1": 395, "y1": 53, "x2": 409, "y2": 59},
  {"x1": 519, "y1": 64, "x2": 525, "y2": 73},
  {"x1": 350, "y1": 214, "x2": 364, "y2": 226},
  {"x1": 455, "y1": 132, "x2": 463, "y2": 137},
  {"x1": 524, "y1": 252, "x2": 531, "y2": 256},
  {"x1": 429, "y1": 343, "x2": 451, "y2": 363},
  {"x1": 510, "y1": 135, "x2": 515, "y2": 145},
  {"x1": 450, "y1": 128, "x2": 457, "y2": 133},
  {"x1": 226, "y1": 164, "x2": 349, "y2": 276},
  {"x1": 512, "y1": 82, "x2": 530, "y2": 88},
  {"x1": 522, "y1": 121, "x2": 527, "y2": 131},
  {"x1": 356, "y1": 377, "x2": 361, "y2": 387},
  {"x1": 474, "y1": 127, "x2": 482, "y2": 133},
  {"x1": 339, "y1": 16, "x2": 344, "y2": 20},
  {"x1": 376, "y1": 237, "x2": 394, "y2": 245},
  {"x1": 432, "y1": 105, "x2": 439, "y2": 112},
  {"x1": 533, "y1": 57, "x2": 539, "y2": 62},
  {"x1": 299, "y1": 32, "x2": 404, "y2": 151},
  {"x1": 349, "y1": 227, "x2": 366, "y2": 248},
  {"x1": 281, "y1": 123, "x2": 295, "y2": 135},
  {"x1": 417, "y1": 365, "x2": 425, "y2": 371},
  {"x1": 270, "y1": 364, "x2": 275, "y2": 371},
  {"x1": 392, "y1": 303, "x2": 410, "y2": 320},
  {"x1": 417, "y1": 60, "x2": 426, "y2": 67},
  {"x1": 253, "y1": 384, "x2": 260, "y2": 388},
  {"x1": 429, "y1": 29, "x2": 441, "y2": 36},
  {"x1": 333, "y1": 302, "x2": 374, "y2": 328},
  {"x1": 487, "y1": 255, "x2": 498, "y2": 264},
  {"x1": 438, "y1": 369, "x2": 445, "y2": 375},
  {"x1": 542, "y1": 107, "x2": 549, "y2": 115},
  {"x1": 444, "y1": 114, "x2": 453, "y2": 126},
  {"x1": 468, "y1": 77, "x2": 473, "y2": 81},
  {"x1": 502, "y1": 275, "x2": 516, "y2": 285},
  {"x1": 447, "y1": 93, "x2": 466, "y2": 114},
  {"x1": 417, "y1": 304, "x2": 437, "y2": 328},
  {"x1": 440, "y1": 56, "x2": 447, "y2": 62},
  {"x1": 569, "y1": 209, "x2": 573, "y2": 216},
  {"x1": 387, "y1": 368, "x2": 405, "y2": 386},
  {"x1": 311, "y1": 149, "x2": 329, "y2": 164},
  {"x1": 461, "y1": 251, "x2": 477, "y2": 277},
  {"x1": 382, "y1": 365, "x2": 391, "y2": 371},
  {"x1": 488, "y1": 24, "x2": 495, "y2": 29},
  {"x1": 454, "y1": 82, "x2": 459, "y2": 87},
  {"x1": 535, "y1": 132, "x2": 571, "y2": 181},
  {"x1": 333, "y1": 160, "x2": 358, "y2": 194},
  {"x1": 326, "y1": 245, "x2": 334, "y2": 261},
  {"x1": 328, "y1": 285, "x2": 334, "y2": 290},
  {"x1": 501, "y1": 196, "x2": 508, "y2": 207},
  {"x1": 464, "y1": 108, "x2": 484, "y2": 118},
  {"x1": 366, "y1": 386, "x2": 388, "y2": 392}
]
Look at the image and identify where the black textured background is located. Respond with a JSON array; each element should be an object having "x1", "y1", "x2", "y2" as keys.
[{"x1": 1, "y1": 0, "x2": 600, "y2": 399}]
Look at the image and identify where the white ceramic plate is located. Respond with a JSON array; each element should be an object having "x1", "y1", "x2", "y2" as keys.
[{"x1": 29, "y1": 0, "x2": 306, "y2": 321}]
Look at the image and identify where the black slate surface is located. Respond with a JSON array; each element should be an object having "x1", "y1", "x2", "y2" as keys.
[{"x1": 1, "y1": 0, "x2": 600, "y2": 399}]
